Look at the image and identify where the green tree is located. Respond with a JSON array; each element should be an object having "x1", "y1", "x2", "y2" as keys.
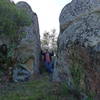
[
  {"x1": 49, "y1": 29, "x2": 57, "y2": 52},
  {"x1": 0, "y1": 0, "x2": 31, "y2": 42},
  {"x1": 41, "y1": 29, "x2": 57, "y2": 52},
  {"x1": 41, "y1": 31, "x2": 50, "y2": 49}
]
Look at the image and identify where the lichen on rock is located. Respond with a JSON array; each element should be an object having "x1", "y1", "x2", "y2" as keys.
[{"x1": 53, "y1": 0, "x2": 100, "y2": 99}]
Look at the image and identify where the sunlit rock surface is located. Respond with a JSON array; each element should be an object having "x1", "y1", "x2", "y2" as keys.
[{"x1": 53, "y1": 0, "x2": 100, "y2": 99}]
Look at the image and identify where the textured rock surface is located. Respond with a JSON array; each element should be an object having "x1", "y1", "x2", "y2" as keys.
[
  {"x1": 54, "y1": 0, "x2": 100, "y2": 99},
  {"x1": 60, "y1": 0, "x2": 100, "y2": 33},
  {"x1": 15, "y1": 2, "x2": 41, "y2": 74},
  {"x1": 13, "y1": 64, "x2": 31, "y2": 82}
]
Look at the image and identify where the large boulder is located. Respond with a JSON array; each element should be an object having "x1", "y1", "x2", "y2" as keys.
[
  {"x1": 53, "y1": 0, "x2": 100, "y2": 99},
  {"x1": 15, "y1": 2, "x2": 41, "y2": 74}
]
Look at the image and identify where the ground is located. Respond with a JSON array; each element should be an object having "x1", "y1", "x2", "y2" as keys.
[{"x1": 0, "y1": 73, "x2": 78, "y2": 100}]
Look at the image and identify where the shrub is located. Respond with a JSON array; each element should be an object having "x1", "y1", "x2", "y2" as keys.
[{"x1": 0, "y1": 0, "x2": 31, "y2": 38}]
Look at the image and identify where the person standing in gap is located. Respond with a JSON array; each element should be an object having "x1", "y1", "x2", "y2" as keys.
[{"x1": 41, "y1": 49, "x2": 54, "y2": 73}]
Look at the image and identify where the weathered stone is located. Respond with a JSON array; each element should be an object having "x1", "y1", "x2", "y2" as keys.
[
  {"x1": 54, "y1": 0, "x2": 100, "y2": 99},
  {"x1": 13, "y1": 64, "x2": 31, "y2": 82},
  {"x1": 60, "y1": 0, "x2": 100, "y2": 33},
  {"x1": 16, "y1": 2, "x2": 41, "y2": 74}
]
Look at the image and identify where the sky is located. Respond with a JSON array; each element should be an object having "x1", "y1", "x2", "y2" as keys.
[{"x1": 13, "y1": 0, "x2": 72, "y2": 36}]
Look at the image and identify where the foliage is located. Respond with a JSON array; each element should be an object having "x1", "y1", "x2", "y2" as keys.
[
  {"x1": 69, "y1": 44, "x2": 95, "y2": 100},
  {"x1": 68, "y1": 44, "x2": 86, "y2": 91},
  {"x1": 0, "y1": 0, "x2": 31, "y2": 40},
  {"x1": 41, "y1": 29, "x2": 57, "y2": 52},
  {"x1": 41, "y1": 31, "x2": 50, "y2": 49},
  {"x1": 49, "y1": 29, "x2": 57, "y2": 52},
  {"x1": 0, "y1": 72, "x2": 94, "y2": 100},
  {"x1": 0, "y1": 74, "x2": 78, "y2": 100}
]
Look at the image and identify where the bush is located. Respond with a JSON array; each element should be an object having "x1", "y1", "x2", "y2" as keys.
[{"x1": 0, "y1": 0, "x2": 31, "y2": 38}]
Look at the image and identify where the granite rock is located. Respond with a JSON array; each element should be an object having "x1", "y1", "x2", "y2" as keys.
[
  {"x1": 15, "y1": 2, "x2": 41, "y2": 74},
  {"x1": 54, "y1": 0, "x2": 100, "y2": 99}
]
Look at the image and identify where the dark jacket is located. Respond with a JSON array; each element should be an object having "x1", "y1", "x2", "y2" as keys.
[{"x1": 41, "y1": 51, "x2": 54, "y2": 62}]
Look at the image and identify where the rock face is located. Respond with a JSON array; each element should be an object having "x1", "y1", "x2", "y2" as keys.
[
  {"x1": 13, "y1": 64, "x2": 31, "y2": 82},
  {"x1": 54, "y1": 0, "x2": 100, "y2": 99},
  {"x1": 15, "y1": 2, "x2": 41, "y2": 74}
]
